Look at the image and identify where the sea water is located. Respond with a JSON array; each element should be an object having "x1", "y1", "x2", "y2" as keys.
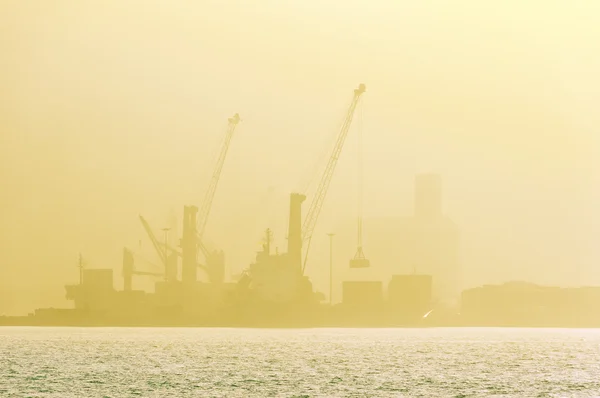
[{"x1": 1, "y1": 327, "x2": 600, "y2": 397}]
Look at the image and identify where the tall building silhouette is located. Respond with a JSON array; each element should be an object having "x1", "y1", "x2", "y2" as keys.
[
  {"x1": 338, "y1": 174, "x2": 460, "y2": 303},
  {"x1": 408, "y1": 174, "x2": 460, "y2": 302}
]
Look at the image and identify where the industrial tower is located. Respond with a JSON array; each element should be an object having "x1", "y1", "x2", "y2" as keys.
[{"x1": 181, "y1": 205, "x2": 198, "y2": 284}]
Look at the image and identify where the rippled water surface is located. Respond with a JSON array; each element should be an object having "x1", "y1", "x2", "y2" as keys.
[{"x1": 2, "y1": 327, "x2": 600, "y2": 397}]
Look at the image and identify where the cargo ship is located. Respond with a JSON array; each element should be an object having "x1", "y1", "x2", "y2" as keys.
[
  {"x1": 0, "y1": 193, "x2": 450, "y2": 328},
  {"x1": 3, "y1": 189, "x2": 599, "y2": 328}
]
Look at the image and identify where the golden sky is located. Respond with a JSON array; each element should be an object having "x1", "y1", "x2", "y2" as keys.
[{"x1": 1, "y1": 1, "x2": 599, "y2": 313}]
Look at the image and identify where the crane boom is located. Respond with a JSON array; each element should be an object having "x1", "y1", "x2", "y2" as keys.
[
  {"x1": 196, "y1": 113, "x2": 241, "y2": 242},
  {"x1": 301, "y1": 84, "x2": 366, "y2": 245},
  {"x1": 197, "y1": 240, "x2": 210, "y2": 260},
  {"x1": 139, "y1": 215, "x2": 182, "y2": 264},
  {"x1": 139, "y1": 215, "x2": 166, "y2": 264}
]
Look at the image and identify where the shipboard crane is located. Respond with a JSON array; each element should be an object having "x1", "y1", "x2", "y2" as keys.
[
  {"x1": 138, "y1": 215, "x2": 179, "y2": 281},
  {"x1": 301, "y1": 84, "x2": 366, "y2": 274},
  {"x1": 197, "y1": 113, "x2": 241, "y2": 246},
  {"x1": 195, "y1": 113, "x2": 241, "y2": 283},
  {"x1": 122, "y1": 247, "x2": 166, "y2": 292}
]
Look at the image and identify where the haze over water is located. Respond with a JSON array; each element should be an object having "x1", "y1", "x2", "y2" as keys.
[
  {"x1": 2, "y1": 327, "x2": 600, "y2": 397},
  {"x1": 2, "y1": 2, "x2": 600, "y2": 315}
]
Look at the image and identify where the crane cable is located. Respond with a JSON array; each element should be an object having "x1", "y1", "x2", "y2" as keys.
[{"x1": 357, "y1": 97, "x2": 364, "y2": 249}]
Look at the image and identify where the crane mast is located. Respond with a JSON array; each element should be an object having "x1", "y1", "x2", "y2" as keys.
[
  {"x1": 196, "y1": 113, "x2": 241, "y2": 244},
  {"x1": 301, "y1": 84, "x2": 366, "y2": 273}
]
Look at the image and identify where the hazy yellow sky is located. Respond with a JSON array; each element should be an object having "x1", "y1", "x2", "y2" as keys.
[{"x1": 1, "y1": 1, "x2": 599, "y2": 313}]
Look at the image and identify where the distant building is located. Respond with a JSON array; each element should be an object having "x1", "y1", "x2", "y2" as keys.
[
  {"x1": 461, "y1": 281, "x2": 600, "y2": 326},
  {"x1": 409, "y1": 175, "x2": 459, "y2": 301},
  {"x1": 358, "y1": 174, "x2": 460, "y2": 302}
]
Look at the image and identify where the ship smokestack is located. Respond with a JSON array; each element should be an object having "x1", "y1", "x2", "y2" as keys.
[
  {"x1": 287, "y1": 193, "x2": 306, "y2": 271},
  {"x1": 182, "y1": 205, "x2": 198, "y2": 284},
  {"x1": 122, "y1": 247, "x2": 134, "y2": 292}
]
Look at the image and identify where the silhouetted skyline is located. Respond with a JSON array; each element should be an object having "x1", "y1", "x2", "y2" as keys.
[{"x1": 1, "y1": 2, "x2": 599, "y2": 319}]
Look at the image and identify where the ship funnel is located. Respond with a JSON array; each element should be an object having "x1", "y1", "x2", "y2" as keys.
[{"x1": 287, "y1": 193, "x2": 306, "y2": 271}]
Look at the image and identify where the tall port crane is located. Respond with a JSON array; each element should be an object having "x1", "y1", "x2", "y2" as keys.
[
  {"x1": 301, "y1": 84, "x2": 366, "y2": 274},
  {"x1": 197, "y1": 113, "x2": 241, "y2": 245},
  {"x1": 194, "y1": 113, "x2": 241, "y2": 283}
]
